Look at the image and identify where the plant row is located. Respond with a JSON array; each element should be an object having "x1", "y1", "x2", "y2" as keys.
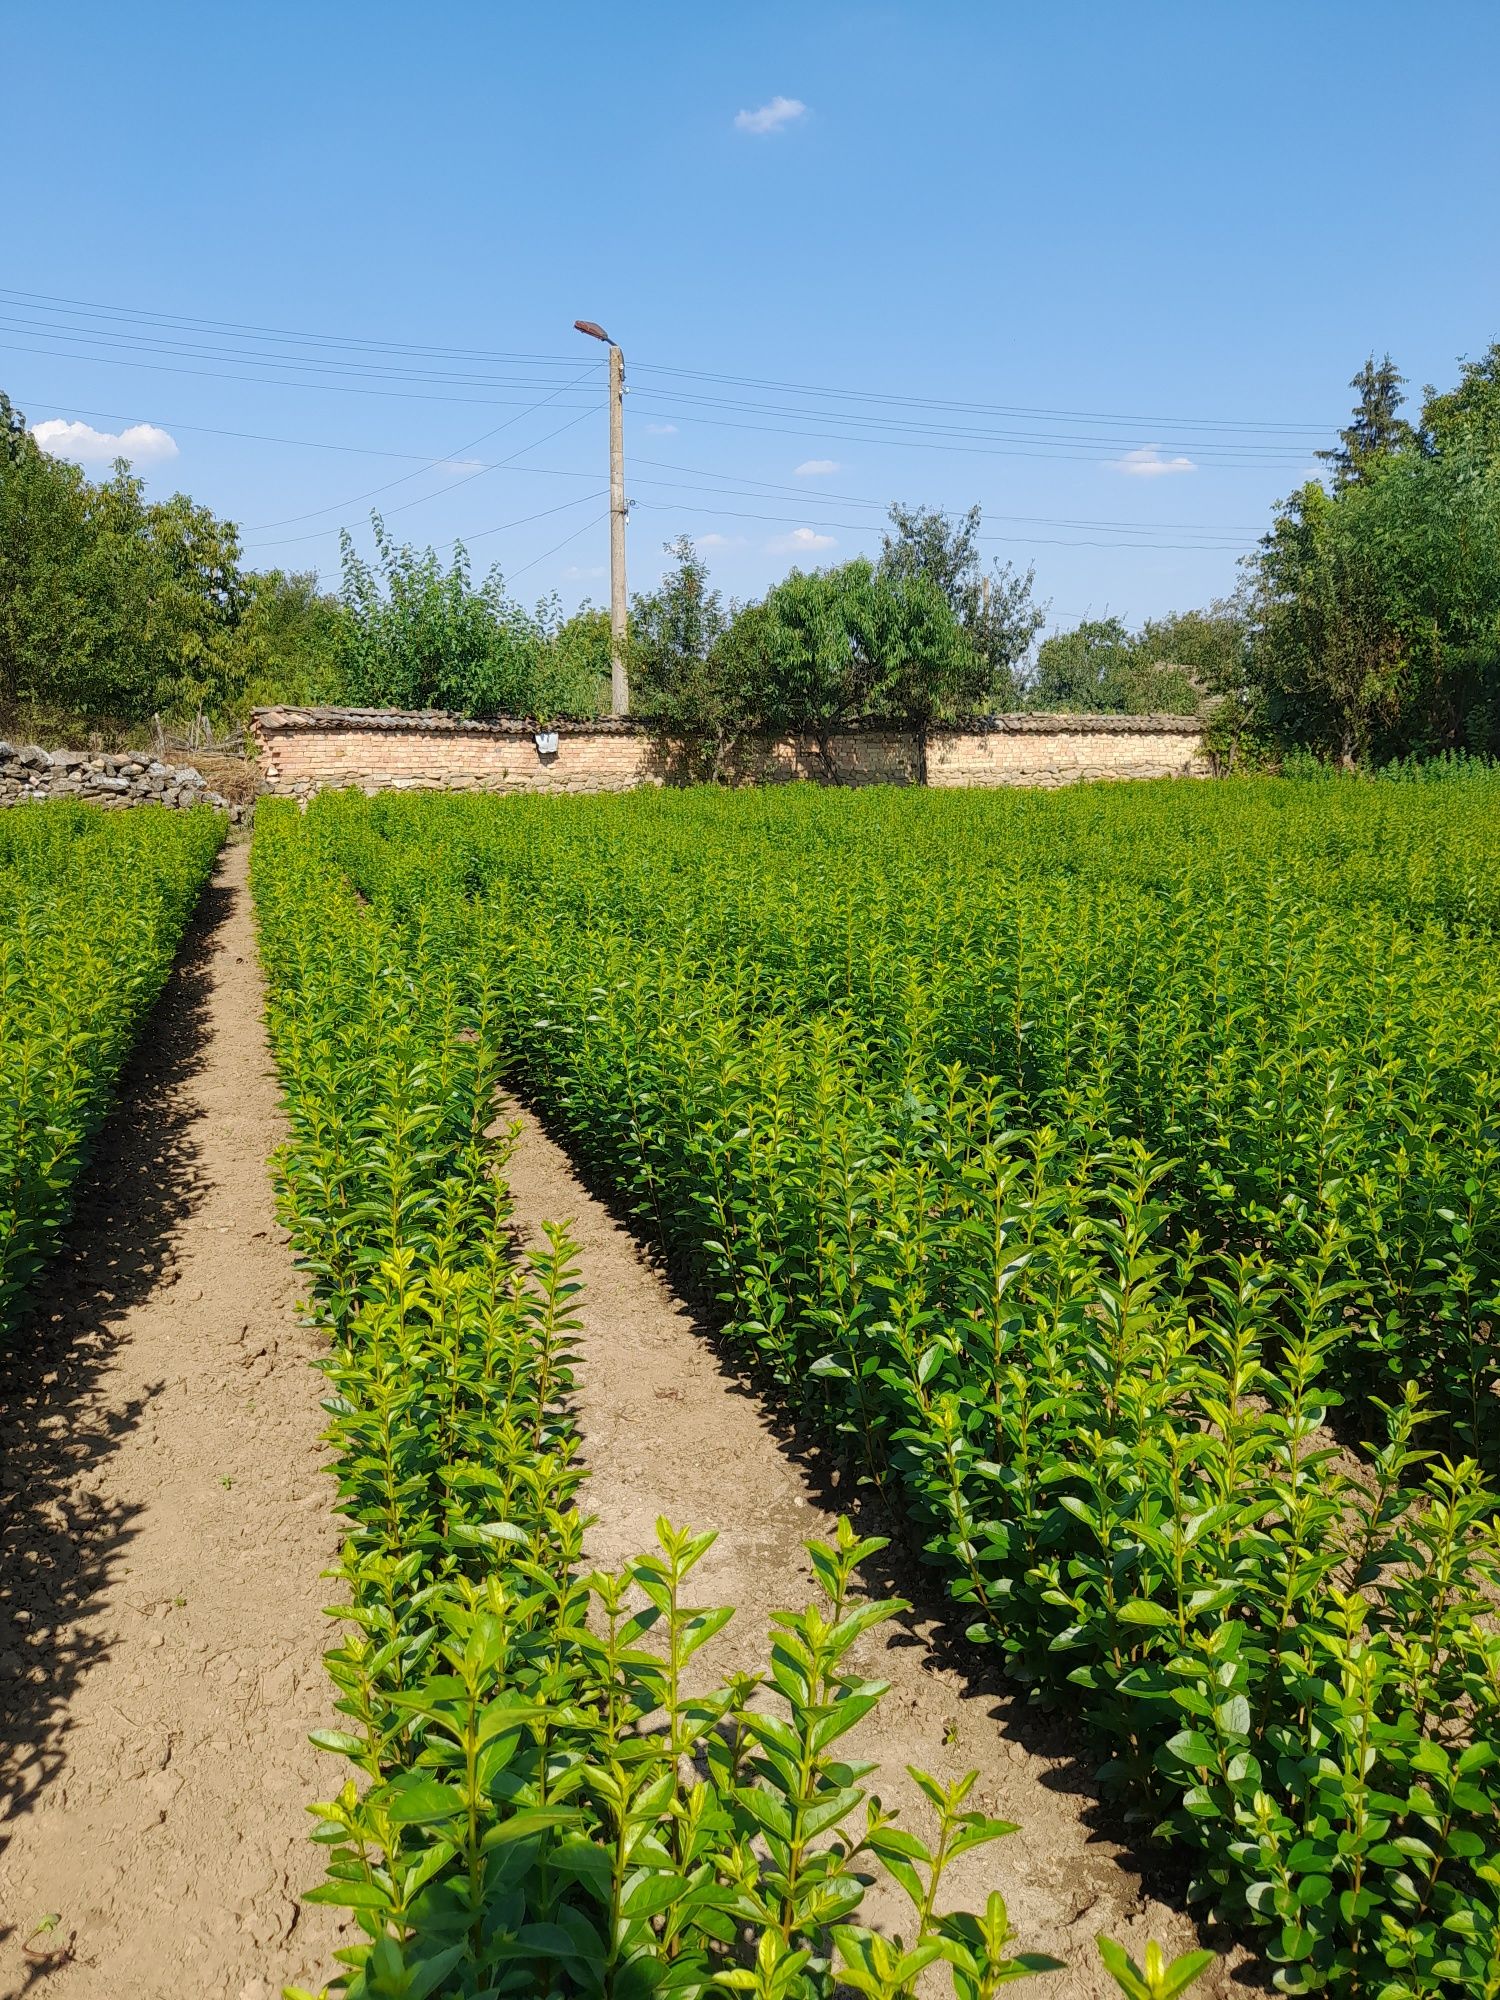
[
  {"x1": 251, "y1": 801, "x2": 1174, "y2": 2000},
  {"x1": 299, "y1": 780, "x2": 1500, "y2": 1997},
  {"x1": 0, "y1": 800, "x2": 225, "y2": 1343},
  {"x1": 352, "y1": 773, "x2": 1500, "y2": 1457}
]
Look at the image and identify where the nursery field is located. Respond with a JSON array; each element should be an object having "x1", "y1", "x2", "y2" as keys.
[
  {"x1": 0, "y1": 802, "x2": 225, "y2": 1342},
  {"x1": 260, "y1": 770, "x2": 1500, "y2": 2000}
]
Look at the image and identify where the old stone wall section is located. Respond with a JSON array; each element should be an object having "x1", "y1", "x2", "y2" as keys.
[
  {"x1": 0, "y1": 742, "x2": 247, "y2": 822},
  {"x1": 250, "y1": 707, "x2": 1210, "y2": 799}
]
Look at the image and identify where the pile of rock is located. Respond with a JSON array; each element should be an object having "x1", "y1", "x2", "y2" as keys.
[{"x1": 0, "y1": 743, "x2": 246, "y2": 824}]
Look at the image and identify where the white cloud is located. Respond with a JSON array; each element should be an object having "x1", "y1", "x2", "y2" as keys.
[
  {"x1": 644, "y1": 422, "x2": 678, "y2": 436},
  {"x1": 31, "y1": 417, "x2": 179, "y2": 466},
  {"x1": 560, "y1": 563, "x2": 607, "y2": 581},
  {"x1": 1110, "y1": 444, "x2": 1197, "y2": 478},
  {"x1": 768, "y1": 525, "x2": 836, "y2": 556},
  {"x1": 438, "y1": 457, "x2": 485, "y2": 475},
  {"x1": 734, "y1": 94, "x2": 806, "y2": 135},
  {"x1": 696, "y1": 532, "x2": 747, "y2": 551},
  {"x1": 794, "y1": 458, "x2": 840, "y2": 477}
]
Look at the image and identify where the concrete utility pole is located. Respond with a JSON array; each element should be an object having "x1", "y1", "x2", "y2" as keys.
[{"x1": 574, "y1": 319, "x2": 629, "y2": 715}]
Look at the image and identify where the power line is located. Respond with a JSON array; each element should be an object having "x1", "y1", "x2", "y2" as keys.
[
  {"x1": 629, "y1": 361, "x2": 1329, "y2": 435},
  {"x1": 0, "y1": 287, "x2": 581, "y2": 367},
  {"x1": 7, "y1": 312, "x2": 1307, "y2": 459},
  {"x1": 0, "y1": 314, "x2": 595, "y2": 396},
  {"x1": 623, "y1": 391, "x2": 1310, "y2": 461},
  {"x1": 244, "y1": 370, "x2": 600, "y2": 530},
  {"x1": 504, "y1": 510, "x2": 610, "y2": 581},
  {"x1": 7, "y1": 337, "x2": 1307, "y2": 468},
  {"x1": 628, "y1": 499, "x2": 1249, "y2": 553},
  {"x1": 242, "y1": 490, "x2": 606, "y2": 556},
  {"x1": 629, "y1": 456, "x2": 1267, "y2": 534},
  {"x1": 0, "y1": 338, "x2": 594, "y2": 410},
  {"x1": 0, "y1": 284, "x2": 1328, "y2": 432},
  {"x1": 614, "y1": 399, "x2": 1313, "y2": 469},
  {"x1": 239, "y1": 410, "x2": 594, "y2": 544},
  {"x1": 18, "y1": 400, "x2": 453, "y2": 461},
  {"x1": 18, "y1": 386, "x2": 1262, "y2": 554}
]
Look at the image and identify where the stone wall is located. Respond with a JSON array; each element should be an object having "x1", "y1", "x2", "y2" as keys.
[
  {"x1": 0, "y1": 742, "x2": 247, "y2": 823},
  {"x1": 249, "y1": 706, "x2": 1209, "y2": 800},
  {"x1": 925, "y1": 718, "x2": 1212, "y2": 788}
]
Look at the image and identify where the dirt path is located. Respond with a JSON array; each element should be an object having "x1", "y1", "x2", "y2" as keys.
[
  {"x1": 0, "y1": 842, "x2": 341, "y2": 2000},
  {"x1": 500, "y1": 1103, "x2": 1235, "y2": 1998}
]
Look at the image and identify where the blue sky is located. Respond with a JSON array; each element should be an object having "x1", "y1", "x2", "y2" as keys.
[{"x1": 5, "y1": 1, "x2": 1498, "y2": 632}]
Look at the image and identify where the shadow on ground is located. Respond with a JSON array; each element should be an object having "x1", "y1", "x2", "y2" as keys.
[
  {"x1": 501, "y1": 1080, "x2": 1262, "y2": 1989},
  {"x1": 0, "y1": 872, "x2": 228, "y2": 1949}
]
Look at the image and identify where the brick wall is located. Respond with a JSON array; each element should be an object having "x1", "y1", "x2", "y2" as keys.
[{"x1": 249, "y1": 707, "x2": 1210, "y2": 800}]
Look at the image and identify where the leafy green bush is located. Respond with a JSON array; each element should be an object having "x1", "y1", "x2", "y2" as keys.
[
  {"x1": 291, "y1": 775, "x2": 1500, "y2": 1995},
  {"x1": 1, "y1": 394, "x2": 246, "y2": 729},
  {"x1": 0, "y1": 802, "x2": 224, "y2": 1340},
  {"x1": 253, "y1": 802, "x2": 1180, "y2": 2000}
]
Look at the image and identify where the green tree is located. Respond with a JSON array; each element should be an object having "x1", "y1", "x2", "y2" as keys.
[
  {"x1": 1316, "y1": 354, "x2": 1419, "y2": 490},
  {"x1": 0, "y1": 396, "x2": 89, "y2": 718},
  {"x1": 630, "y1": 537, "x2": 730, "y2": 707},
  {"x1": 534, "y1": 599, "x2": 611, "y2": 721},
  {"x1": 1420, "y1": 342, "x2": 1500, "y2": 459},
  {"x1": 733, "y1": 563, "x2": 876, "y2": 777},
  {"x1": 1029, "y1": 612, "x2": 1218, "y2": 719},
  {"x1": 1251, "y1": 445, "x2": 1500, "y2": 761},
  {"x1": 629, "y1": 538, "x2": 744, "y2": 774},
  {"x1": 1030, "y1": 617, "x2": 1137, "y2": 711},
  {"x1": 229, "y1": 569, "x2": 348, "y2": 711},
  {"x1": 878, "y1": 501, "x2": 1044, "y2": 705},
  {"x1": 338, "y1": 517, "x2": 547, "y2": 716},
  {"x1": 859, "y1": 566, "x2": 986, "y2": 781},
  {"x1": 1, "y1": 401, "x2": 246, "y2": 729},
  {"x1": 75, "y1": 471, "x2": 246, "y2": 722},
  {"x1": 734, "y1": 558, "x2": 978, "y2": 782},
  {"x1": 1135, "y1": 603, "x2": 1246, "y2": 692}
]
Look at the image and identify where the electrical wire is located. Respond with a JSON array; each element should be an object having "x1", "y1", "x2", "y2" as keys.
[
  {"x1": 244, "y1": 370, "x2": 600, "y2": 530},
  {"x1": 6, "y1": 314, "x2": 1306, "y2": 460},
  {"x1": 629, "y1": 360, "x2": 1328, "y2": 434},
  {"x1": 0, "y1": 285, "x2": 583, "y2": 365},
  {"x1": 621, "y1": 391, "x2": 1310, "y2": 461},
  {"x1": 0, "y1": 284, "x2": 1327, "y2": 432},
  {"x1": 503, "y1": 510, "x2": 610, "y2": 580},
  {"x1": 628, "y1": 498, "x2": 1248, "y2": 553},
  {"x1": 17, "y1": 394, "x2": 1262, "y2": 545},
  {"x1": 615, "y1": 399, "x2": 1313, "y2": 470},
  {"x1": 18, "y1": 401, "x2": 454, "y2": 461},
  {"x1": 0, "y1": 339, "x2": 592, "y2": 410},
  {"x1": 0, "y1": 315, "x2": 594, "y2": 396},
  {"x1": 239, "y1": 409, "x2": 595, "y2": 543},
  {"x1": 18, "y1": 383, "x2": 1265, "y2": 556},
  {"x1": 628, "y1": 456, "x2": 1267, "y2": 535},
  {"x1": 5, "y1": 312, "x2": 1313, "y2": 467},
  {"x1": 241, "y1": 489, "x2": 606, "y2": 556}
]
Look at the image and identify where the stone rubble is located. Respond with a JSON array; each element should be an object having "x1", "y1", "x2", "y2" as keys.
[{"x1": 0, "y1": 743, "x2": 246, "y2": 823}]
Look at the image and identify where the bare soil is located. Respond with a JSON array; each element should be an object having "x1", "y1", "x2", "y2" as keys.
[
  {"x1": 0, "y1": 843, "x2": 342, "y2": 2000},
  {"x1": 498, "y1": 1103, "x2": 1241, "y2": 1998},
  {"x1": 0, "y1": 844, "x2": 1241, "y2": 1999}
]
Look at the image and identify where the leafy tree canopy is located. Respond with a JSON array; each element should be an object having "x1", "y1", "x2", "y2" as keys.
[
  {"x1": 1421, "y1": 342, "x2": 1500, "y2": 459},
  {"x1": 878, "y1": 501, "x2": 1045, "y2": 707}
]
